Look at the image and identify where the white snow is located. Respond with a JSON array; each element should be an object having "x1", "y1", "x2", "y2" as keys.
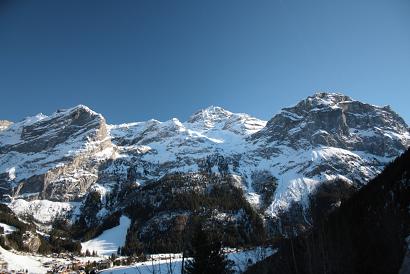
[
  {"x1": 100, "y1": 247, "x2": 276, "y2": 274},
  {"x1": 259, "y1": 145, "x2": 384, "y2": 217},
  {"x1": 281, "y1": 110, "x2": 303, "y2": 121},
  {"x1": 108, "y1": 105, "x2": 266, "y2": 167},
  {"x1": 8, "y1": 199, "x2": 80, "y2": 225},
  {"x1": 81, "y1": 215, "x2": 131, "y2": 256},
  {"x1": 6, "y1": 167, "x2": 16, "y2": 181},
  {"x1": 0, "y1": 222, "x2": 17, "y2": 235},
  {"x1": 0, "y1": 245, "x2": 47, "y2": 273}
]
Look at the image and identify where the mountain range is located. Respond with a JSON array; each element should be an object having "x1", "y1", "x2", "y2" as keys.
[{"x1": 0, "y1": 92, "x2": 409, "y2": 251}]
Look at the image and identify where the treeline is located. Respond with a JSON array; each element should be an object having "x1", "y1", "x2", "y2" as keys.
[
  {"x1": 0, "y1": 203, "x2": 33, "y2": 231},
  {"x1": 0, "y1": 203, "x2": 35, "y2": 251},
  {"x1": 0, "y1": 203, "x2": 82, "y2": 254},
  {"x1": 122, "y1": 173, "x2": 267, "y2": 255},
  {"x1": 71, "y1": 210, "x2": 122, "y2": 241}
]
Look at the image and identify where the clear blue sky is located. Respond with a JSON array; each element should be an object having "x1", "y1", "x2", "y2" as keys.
[{"x1": 1, "y1": 0, "x2": 409, "y2": 124}]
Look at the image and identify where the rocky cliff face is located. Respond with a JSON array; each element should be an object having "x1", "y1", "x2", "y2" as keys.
[
  {"x1": 0, "y1": 93, "x2": 409, "y2": 237},
  {"x1": 253, "y1": 92, "x2": 409, "y2": 156},
  {"x1": 248, "y1": 93, "x2": 409, "y2": 223},
  {"x1": 0, "y1": 105, "x2": 114, "y2": 201}
]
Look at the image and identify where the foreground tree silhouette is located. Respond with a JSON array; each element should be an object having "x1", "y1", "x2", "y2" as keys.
[{"x1": 184, "y1": 226, "x2": 234, "y2": 274}]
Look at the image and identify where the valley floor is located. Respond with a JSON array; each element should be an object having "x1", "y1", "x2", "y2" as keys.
[
  {"x1": 0, "y1": 246, "x2": 274, "y2": 274},
  {"x1": 0, "y1": 245, "x2": 48, "y2": 273},
  {"x1": 99, "y1": 247, "x2": 275, "y2": 274}
]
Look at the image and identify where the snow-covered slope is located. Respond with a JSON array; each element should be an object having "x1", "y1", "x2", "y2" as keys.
[
  {"x1": 81, "y1": 215, "x2": 131, "y2": 256},
  {"x1": 100, "y1": 247, "x2": 275, "y2": 274},
  {"x1": 0, "y1": 222, "x2": 16, "y2": 235},
  {"x1": 0, "y1": 245, "x2": 46, "y2": 273},
  {"x1": 1, "y1": 92, "x2": 409, "y2": 235},
  {"x1": 8, "y1": 199, "x2": 80, "y2": 226}
]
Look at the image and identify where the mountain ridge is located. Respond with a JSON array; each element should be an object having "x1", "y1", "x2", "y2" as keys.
[{"x1": 0, "y1": 92, "x2": 409, "y2": 239}]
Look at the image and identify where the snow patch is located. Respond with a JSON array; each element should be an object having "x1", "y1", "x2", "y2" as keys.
[{"x1": 0, "y1": 222, "x2": 17, "y2": 235}]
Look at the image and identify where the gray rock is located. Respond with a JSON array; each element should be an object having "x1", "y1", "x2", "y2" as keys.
[
  {"x1": 0, "y1": 105, "x2": 113, "y2": 201},
  {"x1": 22, "y1": 230, "x2": 41, "y2": 253}
]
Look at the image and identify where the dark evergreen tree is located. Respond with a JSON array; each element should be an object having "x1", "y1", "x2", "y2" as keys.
[{"x1": 185, "y1": 226, "x2": 234, "y2": 274}]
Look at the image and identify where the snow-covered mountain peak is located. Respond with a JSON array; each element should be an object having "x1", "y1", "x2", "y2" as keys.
[
  {"x1": 190, "y1": 105, "x2": 232, "y2": 117},
  {"x1": 0, "y1": 120, "x2": 13, "y2": 131},
  {"x1": 187, "y1": 106, "x2": 233, "y2": 128},
  {"x1": 0, "y1": 104, "x2": 113, "y2": 200},
  {"x1": 51, "y1": 104, "x2": 104, "y2": 124},
  {"x1": 186, "y1": 105, "x2": 266, "y2": 135},
  {"x1": 56, "y1": 104, "x2": 99, "y2": 115},
  {"x1": 168, "y1": 117, "x2": 184, "y2": 128},
  {"x1": 253, "y1": 92, "x2": 409, "y2": 157},
  {"x1": 304, "y1": 92, "x2": 352, "y2": 108}
]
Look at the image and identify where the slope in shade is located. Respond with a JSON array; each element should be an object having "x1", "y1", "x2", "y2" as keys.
[
  {"x1": 245, "y1": 147, "x2": 410, "y2": 274},
  {"x1": 81, "y1": 215, "x2": 131, "y2": 256}
]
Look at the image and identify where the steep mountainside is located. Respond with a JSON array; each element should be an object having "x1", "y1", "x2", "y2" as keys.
[
  {"x1": 0, "y1": 92, "x2": 409, "y2": 241},
  {"x1": 245, "y1": 147, "x2": 410, "y2": 274},
  {"x1": 0, "y1": 105, "x2": 114, "y2": 201}
]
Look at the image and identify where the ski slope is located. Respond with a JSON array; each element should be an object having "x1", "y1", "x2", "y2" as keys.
[{"x1": 81, "y1": 215, "x2": 131, "y2": 256}]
